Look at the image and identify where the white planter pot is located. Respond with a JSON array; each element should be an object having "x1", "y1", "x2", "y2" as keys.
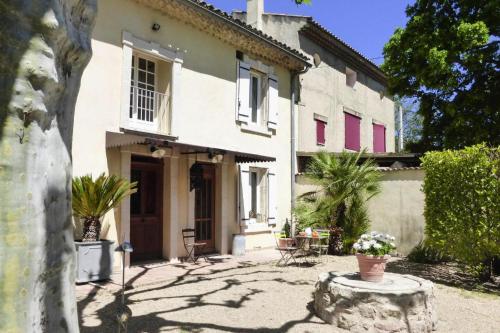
[{"x1": 75, "y1": 240, "x2": 115, "y2": 283}]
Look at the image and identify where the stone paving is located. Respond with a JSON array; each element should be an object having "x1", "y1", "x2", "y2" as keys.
[{"x1": 77, "y1": 251, "x2": 500, "y2": 333}]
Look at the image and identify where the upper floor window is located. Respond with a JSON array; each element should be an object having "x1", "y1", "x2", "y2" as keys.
[
  {"x1": 344, "y1": 111, "x2": 361, "y2": 151},
  {"x1": 373, "y1": 123, "x2": 386, "y2": 153},
  {"x1": 316, "y1": 119, "x2": 326, "y2": 146},
  {"x1": 250, "y1": 72, "x2": 263, "y2": 124},
  {"x1": 346, "y1": 67, "x2": 357, "y2": 88},
  {"x1": 236, "y1": 59, "x2": 278, "y2": 132}
]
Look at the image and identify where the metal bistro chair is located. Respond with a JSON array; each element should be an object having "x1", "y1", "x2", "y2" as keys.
[
  {"x1": 274, "y1": 231, "x2": 299, "y2": 266},
  {"x1": 182, "y1": 228, "x2": 209, "y2": 264},
  {"x1": 311, "y1": 229, "x2": 330, "y2": 262}
]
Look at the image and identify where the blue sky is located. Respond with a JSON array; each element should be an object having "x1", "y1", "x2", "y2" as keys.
[{"x1": 205, "y1": 0, "x2": 414, "y2": 65}]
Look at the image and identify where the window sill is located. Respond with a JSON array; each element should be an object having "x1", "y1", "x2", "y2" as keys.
[{"x1": 240, "y1": 123, "x2": 273, "y2": 137}]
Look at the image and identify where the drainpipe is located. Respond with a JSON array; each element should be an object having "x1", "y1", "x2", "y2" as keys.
[{"x1": 290, "y1": 66, "x2": 309, "y2": 234}]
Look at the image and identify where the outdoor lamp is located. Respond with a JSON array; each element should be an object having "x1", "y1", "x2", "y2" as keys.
[{"x1": 150, "y1": 145, "x2": 166, "y2": 159}]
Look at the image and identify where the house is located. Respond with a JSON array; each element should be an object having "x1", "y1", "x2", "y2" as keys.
[
  {"x1": 233, "y1": 0, "x2": 396, "y2": 198},
  {"x1": 72, "y1": 0, "x2": 309, "y2": 266}
]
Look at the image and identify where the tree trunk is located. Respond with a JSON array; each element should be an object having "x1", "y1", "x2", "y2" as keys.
[
  {"x1": 82, "y1": 217, "x2": 101, "y2": 242},
  {"x1": 0, "y1": 1, "x2": 96, "y2": 332}
]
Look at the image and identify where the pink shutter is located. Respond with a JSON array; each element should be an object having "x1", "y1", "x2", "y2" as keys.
[
  {"x1": 316, "y1": 120, "x2": 326, "y2": 145},
  {"x1": 344, "y1": 112, "x2": 360, "y2": 151},
  {"x1": 373, "y1": 123, "x2": 386, "y2": 153}
]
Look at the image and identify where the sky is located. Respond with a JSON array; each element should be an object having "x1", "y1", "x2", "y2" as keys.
[{"x1": 205, "y1": 0, "x2": 414, "y2": 65}]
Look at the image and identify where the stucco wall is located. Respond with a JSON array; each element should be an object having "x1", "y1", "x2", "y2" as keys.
[
  {"x1": 72, "y1": 0, "x2": 294, "y2": 262},
  {"x1": 235, "y1": 13, "x2": 396, "y2": 154},
  {"x1": 367, "y1": 170, "x2": 425, "y2": 255},
  {"x1": 296, "y1": 169, "x2": 425, "y2": 255}
]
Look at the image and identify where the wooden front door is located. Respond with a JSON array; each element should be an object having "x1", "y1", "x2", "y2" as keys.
[
  {"x1": 130, "y1": 157, "x2": 163, "y2": 262},
  {"x1": 194, "y1": 164, "x2": 215, "y2": 252}
]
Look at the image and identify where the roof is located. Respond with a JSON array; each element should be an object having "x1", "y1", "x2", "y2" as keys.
[
  {"x1": 300, "y1": 18, "x2": 387, "y2": 84},
  {"x1": 135, "y1": 0, "x2": 310, "y2": 70}
]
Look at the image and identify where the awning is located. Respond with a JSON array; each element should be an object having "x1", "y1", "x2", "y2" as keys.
[{"x1": 106, "y1": 131, "x2": 275, "y2": 163}]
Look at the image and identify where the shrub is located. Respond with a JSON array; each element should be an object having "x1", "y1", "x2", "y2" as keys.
[
  {"x1": 421, "y1": 144, "x2": 500, "y2": 279},
  {"x1": 407, "y1": 241, "x2": 450, "y2": 264}
]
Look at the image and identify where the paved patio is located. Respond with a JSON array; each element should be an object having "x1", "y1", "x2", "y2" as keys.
[{"x1": 77, "y1": 251, "x2": 500, "y2": 333}]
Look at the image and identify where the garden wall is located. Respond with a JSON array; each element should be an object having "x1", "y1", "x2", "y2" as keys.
[
  {"x1": 295, "y1": 168, "x2": 425, "y2": 255},
  {"x1": 366, "y1": 168, "x2": 425, "y2": 255}
]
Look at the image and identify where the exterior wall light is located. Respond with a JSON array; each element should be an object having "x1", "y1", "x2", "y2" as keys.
[
  {"x1": 152, "y1": 23, "x2": 160, "y2": 31},
  {"x1": 150, "y1": 146, "x2": 166, "y2": 158}
]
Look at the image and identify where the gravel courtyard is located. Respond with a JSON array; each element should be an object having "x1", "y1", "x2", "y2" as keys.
[{"x1": 77, "y1": 254, "x2": 500, "y2": 333}]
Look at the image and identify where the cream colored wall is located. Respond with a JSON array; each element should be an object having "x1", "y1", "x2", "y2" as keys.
[
  {"x1": 295, "y1": 169, "x2": 425, "y2": 255},
  {"x1": 249, "y1": 14, "x2": 395, "y2": 154},
  {"x1": 367, "y1": 170, "x2": 425, "y2": 255},
  {"x1": 72, "y1": 0, "x2": 294, "y2": 260}
]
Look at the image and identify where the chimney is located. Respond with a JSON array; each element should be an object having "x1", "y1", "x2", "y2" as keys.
[{"x1": 247, "y1": 0, "x2": 263, "y2": 30}]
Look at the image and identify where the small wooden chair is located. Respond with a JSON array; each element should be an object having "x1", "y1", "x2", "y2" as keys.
[{"x1": 182, "y1": 228, "x2": 208, "y2": 263}]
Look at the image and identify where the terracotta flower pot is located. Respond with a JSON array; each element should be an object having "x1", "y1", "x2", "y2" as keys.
[
  {"x1": 279, "y1": 238, "x2": 294, "y2": 248},
  {"x1": 356, "y1": 253, "x2": 390, "y2": 282}
]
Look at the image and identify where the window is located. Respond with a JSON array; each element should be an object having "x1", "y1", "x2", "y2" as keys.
[
  {"x1": 373, "y1": 123, "x2": 386, "y2": 153},
  {"x1": 346, "y1": 67, "x2": 357, "y2": 88},
  {"x1": 249, "y1": 72, "x2": 263, "y2": 124},
  {"x1": 316, "y1": 119, "x2": 326, "y2": 145},
  {"x1": 250, "y1": 171, "x2": 258, "y2": 215},
  {"x1": 130, "y1": 54, "x2": 156, "y2": 123},
  {"x1": 344, "y1": 112, "x2": 361, "y2": 151}
]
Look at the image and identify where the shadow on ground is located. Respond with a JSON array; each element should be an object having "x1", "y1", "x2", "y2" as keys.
[
  {"x1": 78, "y1": 259, "x2": 325, "y2": 332},
  {"x1": 386, "y1": 258, "x2": 500, "y2": 295}
]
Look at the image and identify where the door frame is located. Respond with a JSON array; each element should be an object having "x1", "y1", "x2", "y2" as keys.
[
  {"x1": 130, "y1": 156, "x2": 164, "y2": 262},
  {"x1": 194, "y1": 163, "x2": 216, "y2": 253}
]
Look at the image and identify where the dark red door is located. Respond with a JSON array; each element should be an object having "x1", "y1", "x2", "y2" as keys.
[
  {"x1": 130, "y1": 157, "x2": 163, "y2": 262},
  {"x1": 195, "y1": 164, "x2": 215, "y2": 253}
]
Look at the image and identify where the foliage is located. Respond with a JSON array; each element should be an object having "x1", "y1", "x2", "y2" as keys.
[
  {"x1": 353, "y1": 231, "x2": 396, "y2": 256},
  {"x1": 72, "y1": 173, "x2": 137, "y2": 241},
  {"x1": 407, "y1": 241, "x2": 451, "y2": 264},
  {"x1": 421, "y1": 144, "x2": 500, "y2": 279},
  {"x1": 296, "y1": 150, "x2": 381, "y2": 254},
  {"x1": 394, "y1": 97, "x2": 424, "y2": 152},
  {"x1": 282, "y1": 220, "x2": 291, "y2": 238},
  {"x1": 382, "y1": 0, "x2": 500, "y2": 151}
]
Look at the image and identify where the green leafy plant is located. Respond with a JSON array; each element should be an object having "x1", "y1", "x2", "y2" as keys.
[
  {"x1": 353, "y1": 231, "x2": 396, "y2": 256},
  {"x1": 72, "y1": 173, "x2": 137, "y2": 242},
  {"x1": 407, "y1": 241, "x2": 450, "y2": 264},
  {"x1": 422, "y1": 144, "x2": 500, "y2": 279},
  {"x1": 297, "y1": 150, "x2": 381, "y2": 254},
  {"x1": 282, "y1": 220, "x2": 291, "y2": 238}
]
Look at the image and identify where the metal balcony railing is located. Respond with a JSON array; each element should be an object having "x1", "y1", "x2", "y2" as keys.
[{"x1": 129, "y1": 85, "x2": 170, "y2": 134}]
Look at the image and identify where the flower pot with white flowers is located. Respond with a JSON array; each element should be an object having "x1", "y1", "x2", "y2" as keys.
[{"x1": 352, "y1": 231, "x2": 396, "y2": 282}]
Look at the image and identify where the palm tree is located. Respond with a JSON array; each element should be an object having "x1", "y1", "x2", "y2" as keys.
[
  {"x1": 72, "y1": 173, "x2": 137, "y2": 242},
  {"x1": 297, "y1": 150, "x2": 381, "y2": 253}
]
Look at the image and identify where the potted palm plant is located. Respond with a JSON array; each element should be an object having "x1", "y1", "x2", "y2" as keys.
[
  {"x1": 296, "y1": 150, "x2": 381, "y2": 254},
  {"x1": 353, "y1": 231, "x2": 396, "y2": 282},
  {"x1": 72, "y1": 173, "x2": 137, "y2": 283}
]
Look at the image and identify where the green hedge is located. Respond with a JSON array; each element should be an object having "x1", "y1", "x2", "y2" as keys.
[{"x1": 421, "y1": 144, "x2": 500, "y2": 277}]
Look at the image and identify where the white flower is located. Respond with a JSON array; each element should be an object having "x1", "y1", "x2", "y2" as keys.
[
  {"x1": 353, "y1": 242, "x2": 361, "y2": 250},
  {"x1": 373, "y1": 243, "x2": 382, "y2": 249},
  {"x1": 360, "y1": 234, "x2": 369, "y2": 240},
  {"x1": 362, "y1": 241, "x2": 371, "y2": 250},
  {"x1": 390, "y1": 242, "x2": 396, "y2": 248},
  {"x1": 391, "y1": 236, "x2": 396, "y2": 241}
]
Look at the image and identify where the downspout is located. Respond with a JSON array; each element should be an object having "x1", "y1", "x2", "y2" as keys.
[{"x1": 290, "y1": 66, "x2": 309, "y2": 234}]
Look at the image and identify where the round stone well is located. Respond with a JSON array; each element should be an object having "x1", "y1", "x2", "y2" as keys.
[{"x1": 314, "y1": 272, "x2": 437, "y2": 333}]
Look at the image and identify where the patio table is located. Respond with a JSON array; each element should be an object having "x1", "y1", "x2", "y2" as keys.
[{"x1": 295, "y1": 235, "x2": 327, "y2": 263}]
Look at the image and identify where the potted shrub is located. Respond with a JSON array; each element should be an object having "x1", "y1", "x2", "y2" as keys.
[
  {"x1": 278, "y1": 220, "x2": 294, "y2": 248},
  {"x1": 72, "y1": 173, "x2": 137, "y2": 283},
  {"x1": 353, "y1": 231, "x2": 396, "y2": 282}
]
